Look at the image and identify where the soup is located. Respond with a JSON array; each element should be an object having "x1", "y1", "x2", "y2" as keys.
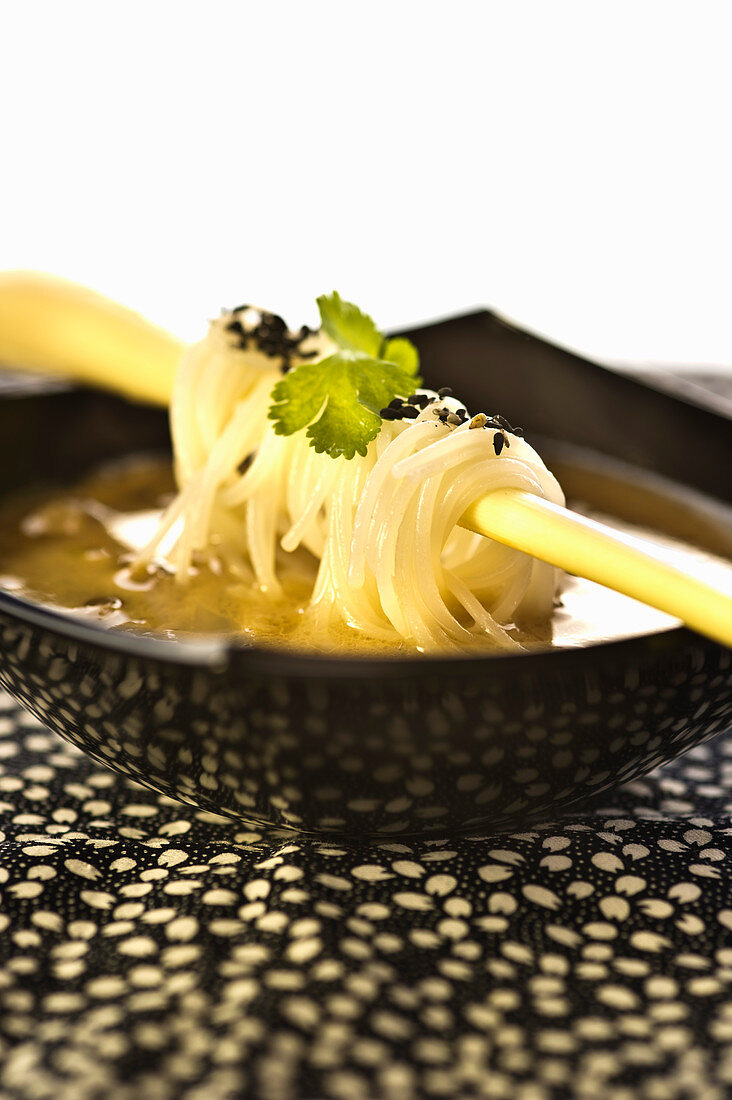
[{"x1": 0, "y1": 451, "x2": 729, "y2": 655}]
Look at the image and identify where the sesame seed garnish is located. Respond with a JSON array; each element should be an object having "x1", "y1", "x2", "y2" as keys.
[
  {"x1": 446, "y1": 412, "x2": 463, "y2": 426},
  {"x1": 388, "y1": 398, "x2": 404, "y2": 410},
  {"x1": 224, "y1": 306, "x2": 318, "y2": 373},
  {"x1": 401, "y1": 406, "x2": 419, "y2": 419},
  {"x1": 437, "y1": 387, "x2": 453, "y2": 398},
  {"x1": 493, "y1": 432, "x2": 505, "y2": 456},
  {"x1": 380, "y1": 407, "x2": 398, "y2": 420}
]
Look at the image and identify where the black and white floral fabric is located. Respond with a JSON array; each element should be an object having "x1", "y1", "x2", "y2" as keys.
[{"x1": 1, "y1": 690, "x2": 731, "y2": 1099}]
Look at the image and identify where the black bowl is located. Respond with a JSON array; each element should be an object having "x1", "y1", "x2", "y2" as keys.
[{"x1": 0, "y1": 312, "x2": 730, "y2": 836}]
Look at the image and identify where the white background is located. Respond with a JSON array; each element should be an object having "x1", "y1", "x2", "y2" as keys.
[{"x1": 1, "y1": 1, "x2": 730, "y2": 369}]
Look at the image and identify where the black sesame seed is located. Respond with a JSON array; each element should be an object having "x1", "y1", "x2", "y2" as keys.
[
  {"x1": 493, "y1": 432, "x2": 505, "y2": 456},
  {"x1": 224, "y1": 304, "x2": 325, "y2": 370},
  {"x1": 513, "y1": 427, "x2": 524, "y2": 437},
  {"x1": 437, "y1": 387, "x2": 453, "y2": 398},
  {"x1": 412, "y1": 393, "x2": 430, "y2": 409},
  {"x1": 402, "y1": 406, "x2": 419, "y2": 419},
  {"x1": 262, "y1": 312, "x2": 287, "y2": 333},
  {"x1": 388, "y1": 398, "x2": 404, "y2": 410},
  {"x1": 446, "y1": 412, "x2": 462, "y2": 426},
  {"x1": 493, "y1": 414, "x2": 512, "y2": 431},
  {"x1": 380, "y1": 407, "x2": 398, "y2": 420}
]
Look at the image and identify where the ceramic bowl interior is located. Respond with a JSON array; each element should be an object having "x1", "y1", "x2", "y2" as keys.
[{"x1": 0, "y1": 312, "x2": 730, "y2": 836}]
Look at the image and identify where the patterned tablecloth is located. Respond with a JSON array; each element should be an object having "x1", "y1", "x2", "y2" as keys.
[
  {"x1": 1, "y1": 370, "x2": 731, "y2": 1100},
  {"x1": 0, "y1": 688, "x2": 731, "y2": 1100}
]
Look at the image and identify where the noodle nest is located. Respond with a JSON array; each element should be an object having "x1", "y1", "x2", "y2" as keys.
[{"x1": 135, "y1": 315, "x2": 565, "y2": 651}]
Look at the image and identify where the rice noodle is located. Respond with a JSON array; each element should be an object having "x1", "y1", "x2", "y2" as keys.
[{"x1": 134, "y1": 310, "x2": 565, "y2": 651}]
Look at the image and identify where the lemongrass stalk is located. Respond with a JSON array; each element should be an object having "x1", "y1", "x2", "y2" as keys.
[
  {"x1": 0, "y1": 272, "x2": 181, "y2": 406},
  {"x1": 460, "y1": 489, "x2": 732, "y2": 648}
]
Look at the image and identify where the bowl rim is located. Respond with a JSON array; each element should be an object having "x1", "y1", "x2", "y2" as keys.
[{"x1": 0, "y1": 581, "x2": 703, "y2": 680}]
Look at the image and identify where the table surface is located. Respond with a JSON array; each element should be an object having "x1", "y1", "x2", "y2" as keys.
[
  {"x1": 0, "y1": 692, "x2": 731, "y2": 1100},
  {"x1": 0, "y1": 371, "x2": 731, "y2": 1100}
]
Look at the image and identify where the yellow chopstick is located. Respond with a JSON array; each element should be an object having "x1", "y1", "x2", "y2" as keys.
[{"x1": 460, "y1": 489, "x2": 732, "y2": 648}]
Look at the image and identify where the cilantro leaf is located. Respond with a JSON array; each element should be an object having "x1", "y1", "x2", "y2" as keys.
[
  {"x1": 382, "y1": 336, "x2": 419, "y2": 375},
  {"x1": 316, "y1": 291, "x2": 381, "y2": 356},
  {"x1": 269, "y1": 353, "x2": 419, "y2": 459},
  {"x1": 267, "y1": 293, "x2": 421, "y2": 460}
]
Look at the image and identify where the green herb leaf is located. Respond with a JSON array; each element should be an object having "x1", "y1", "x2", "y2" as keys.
[
  {"x1": 268, "y1": 293, "x2": 421, "y2": 459},
  {"x1": 269, "y1": 353, "x2": 419, "y2": 459},
  {"x1": 316, "y1": 291, "x2": 382, "y2": 356},
  {"x1": 382, "y1": 336, "x2": 419, "y2": 375}
]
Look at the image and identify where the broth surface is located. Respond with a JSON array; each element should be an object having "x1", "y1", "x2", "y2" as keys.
[{"x1": 0, "y1": 455, "x2": 730, "y2": 654}]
